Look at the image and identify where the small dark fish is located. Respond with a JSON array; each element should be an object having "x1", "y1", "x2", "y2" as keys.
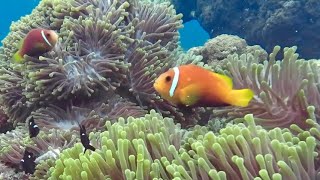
[
  {"x1": 80, "y1": 124, "x2": 95, "y2": 153},
  {"x1": 28, "y1": 116, "x2": 40, "y2": 138},
  {"x1": 20, "y1": 149, "x2": 36, "y2": 174}
]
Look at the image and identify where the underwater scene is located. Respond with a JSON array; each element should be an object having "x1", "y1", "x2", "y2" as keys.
[{"x1": 0, "y1": 0, "x2": 319, "y2": 179}]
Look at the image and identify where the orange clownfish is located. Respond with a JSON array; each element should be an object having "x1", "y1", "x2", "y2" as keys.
[
  {"x1": 12, "y1": 28, "x2": 59, "y2": 63},
  {"x1": 153, "y1": 64, "x2": 254, "y2": 107}
]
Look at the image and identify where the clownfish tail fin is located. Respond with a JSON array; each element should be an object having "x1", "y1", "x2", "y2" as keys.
[
  {"x1": 12, "y1": 51, "x2": 24, "y2": 63},
  {"x1": 225, "y1": 89, "x2": 254, "y2": 107}
]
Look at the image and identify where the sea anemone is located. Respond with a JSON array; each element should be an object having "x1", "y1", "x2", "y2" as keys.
[
  {"x1": 0, "y1": 63, "x2": 32, "y2": 125},
  {"x1": 44, "y1": 110, "x2": 188, "y2": 179},
  {"x1": 0, "y1": 0, "x2": 206, "y2": 127},
  {"x1": 0, "y1": 112, "x2": 10, "y2": 133},
  {"x1": 0, "y1": 125, "x2": 77, "y2": 172},
  {"x1": 128, "y1": 1, "x2": 182, "y2": 47},
  {"x1": 30, "y1": 96, "x2": 146, "y2": 132},
  {"x1": 30, "y1": 104, "x2": 103, "y2": 132},
  {"x1": 93, "y1": 95, "x2": 147, "y2": 121},
  {"x1": 213, "y1": 46, "x2": 320, "y2": 129},
  {"x1": 35, "y1": 110, "x2": 320, "y2": 179},
  {"x1": 24, "y1": 5, "x2": 131, "y2": 102}
]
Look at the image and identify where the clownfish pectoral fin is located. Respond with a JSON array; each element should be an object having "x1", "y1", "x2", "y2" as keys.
[
  {"x1": 34, "y1": 42, "x2": 47, "y2": 50},
  {"x1": 179, "y1": 84, "x2": 201, "y2": 106},
  {"x1": 225, "y1": 88, "x2": 254, "y2": 107}
]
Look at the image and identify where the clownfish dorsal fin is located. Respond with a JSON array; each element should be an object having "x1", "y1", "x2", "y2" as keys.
[
  {"x1": 213, "y1": 73, "x2": 233, "y2": 89},
  {"x1": 169, "y1": 67, "x2": 180, "y2": 97},
  {"x1": 179, "y1": 84, "x2": 201, "y2": 106}
]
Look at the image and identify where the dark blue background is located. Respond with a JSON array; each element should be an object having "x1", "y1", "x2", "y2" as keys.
[{"x1": 179, "y1": 20, "x2": 209, "y2": 51}]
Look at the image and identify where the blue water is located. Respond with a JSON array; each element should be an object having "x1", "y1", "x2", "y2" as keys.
[
  {"x1": 0, "y1": 1, "x2": 209, "y2": 49},
  {"x1": 178, "y1": 20, "x2": 210, "y2": 51},
  {"x1": 0, "y1": 0, "x2": 40, "y2": 45}
]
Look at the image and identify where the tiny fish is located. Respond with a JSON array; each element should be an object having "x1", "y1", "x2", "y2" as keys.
[
  {"x1": 28, "y1": 116, "x2": 40, "y2": 138},
  {"x1": 80, "y1": 124, "x2": 95, "y2": 153},
  {"x1": 12, "y1": 28, "x2": 58, "y2": 63},
  {"x1": 20, "y1": 149, "x2": 36, "y2": 174},
  {"x1": 153, "y1": 64, "x2": 254, "y2": 107}
]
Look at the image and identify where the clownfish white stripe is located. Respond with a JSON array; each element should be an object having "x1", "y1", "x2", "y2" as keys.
[
  {"x1": 169, "y1": 67, "x2": 180, "y2": 97},
  {"x1": 41, "y1": 30, "x2": 52, "y2": 47}
]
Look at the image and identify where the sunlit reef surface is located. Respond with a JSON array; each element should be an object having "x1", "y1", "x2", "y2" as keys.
[{"x1": 0, "y1": 0, "x2": 319, "y2": 179}]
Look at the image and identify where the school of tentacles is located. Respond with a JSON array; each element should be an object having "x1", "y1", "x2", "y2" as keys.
[{"x1": 0, "y1": 0, "x2": 319, "y2": 179}]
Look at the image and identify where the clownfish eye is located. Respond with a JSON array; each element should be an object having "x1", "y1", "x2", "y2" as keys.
[
  {"x1": 165, "y1": 76, "x2": 171, "y2": 82},
  {"x1": 46, "y1": 33, "x2": 50, "y2": 37}
]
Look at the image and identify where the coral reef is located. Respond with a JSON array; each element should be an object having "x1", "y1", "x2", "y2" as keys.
[
  {"x1": 172, "y1": 0, "x2": 320, "y2": 59},
  {"x1": 188, "y1": 34, "x2": 267, "y2": 67},
  {"x1": 0, "y1": 0, "x2": 320, "y2": 179}
]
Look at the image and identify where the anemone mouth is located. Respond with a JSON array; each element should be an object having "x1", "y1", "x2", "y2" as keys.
[
  {"x1": 23, "y1": 40, "x2": 128, "y2": 103},
  {"x1": 27, "y1": 93, "x2": 147, "y2": 132},
  {"x1": 66, "y1": 0, "x2": 133, "y2": 57},
  {"x1": 30, "y1": 104, "x2": 104, "y2": 132}
]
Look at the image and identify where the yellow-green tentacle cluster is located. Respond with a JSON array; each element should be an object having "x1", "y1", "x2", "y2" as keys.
[{"x1": 43, "y1": 110, "x2": 320, "y2": 180}]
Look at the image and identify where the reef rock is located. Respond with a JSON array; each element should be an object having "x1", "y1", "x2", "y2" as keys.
[
  {"x1": 173, "y1": 0, "x2": 320, "y2": 58},
  {"x1": 188, "y1": 34, "x2": 267, "y2": 66}
]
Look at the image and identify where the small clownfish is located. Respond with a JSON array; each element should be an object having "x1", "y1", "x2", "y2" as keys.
[
  {"x1": 153, "y1": 64, "x2": 254, "y2": 107},
  {"x1": 20, "y1": 149, "x2": 36, "y2": 174},
  {"x1": 28, "y1": 116, "x2": 40, "y2": 138},
  {"x1": 12, "y1": 28, "x2": 59, "y2": 63},
  {"x1": 79, "y1": 124, "x2": 95, "y2": 153}
]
